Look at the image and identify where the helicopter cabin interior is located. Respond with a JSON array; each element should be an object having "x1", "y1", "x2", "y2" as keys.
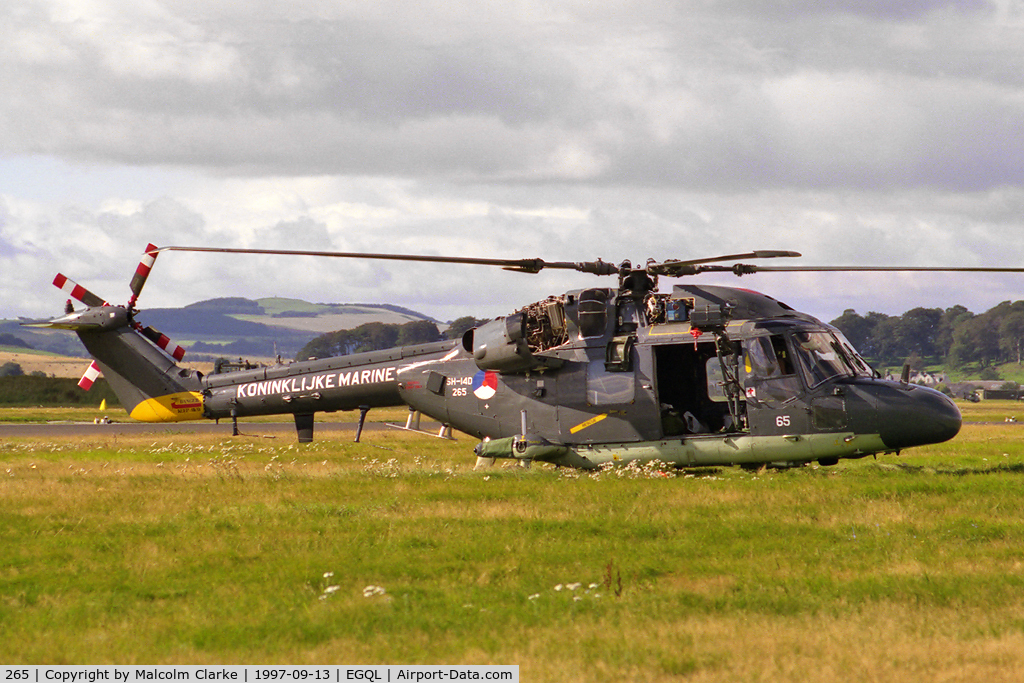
[
  {"x1": 505, "y1": 281, "x2": 867, "y2": 440},
  {"x1": 654, "y1": 341, "x2": 737, "y2": 435},
  {"x1": 651, "y1": 326, "x2": 812, "y2": 437}
]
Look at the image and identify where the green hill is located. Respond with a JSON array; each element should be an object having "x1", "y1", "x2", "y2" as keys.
[{"x1": 2, "y1": 297, "x2": 439, "y2": 361}]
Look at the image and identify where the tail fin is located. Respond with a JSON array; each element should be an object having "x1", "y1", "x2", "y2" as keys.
[
  {"x1": 23, "y1": 306, "x2": 204, "y2": 422},
  {"x1": 28, "y1": 245, "x2": 204, "y2": 422}
]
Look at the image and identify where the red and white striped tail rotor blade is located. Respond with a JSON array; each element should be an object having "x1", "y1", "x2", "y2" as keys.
[
  {"x1": 53, "y1": 274, "x2": 108, "y2": 308},
  {"x1": 78, "y1": 361, "x2": 102, "y2": 391},
  {"x1": 140, "y1": 325, "x2": 186, "y2": 361},
  {"x1": 129, "y1": 243, "x2": 159, "y2": 306}
]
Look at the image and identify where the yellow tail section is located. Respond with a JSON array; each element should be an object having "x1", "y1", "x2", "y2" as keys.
[{"x1": 129, "y1": 392, "x2": 205, "y2": 422}]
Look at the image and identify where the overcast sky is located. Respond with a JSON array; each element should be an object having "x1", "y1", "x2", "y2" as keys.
[{"x1": 3, "y1": 0, "x2": 1024, "y2": 327}]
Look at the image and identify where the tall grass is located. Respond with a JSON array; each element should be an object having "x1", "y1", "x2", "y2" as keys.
[{"x1": 2, "y1": 420, "x2": 1024, "y2": 681}]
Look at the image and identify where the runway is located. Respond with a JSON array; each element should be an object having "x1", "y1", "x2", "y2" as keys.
[{"x1": 0, "y1": 420, "x2": 405, "y2": 439}]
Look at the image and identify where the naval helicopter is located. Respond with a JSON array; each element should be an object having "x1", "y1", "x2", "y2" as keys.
[{"x1": 26, "y1": 244, "x2": 1017, "y2": 470}]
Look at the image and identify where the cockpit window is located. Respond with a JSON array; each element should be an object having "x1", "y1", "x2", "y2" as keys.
[
  {"x1": 746, "y1": 335, "x2": 794, "y2": 379},
  {"x1": 742, "y1": 335, "x2": 802, "y2": 404},
  {"x1": 791, "y1": 330, "x2": 872, "y2": 388},
  {"x1": 832, "y1": 330, "x2": 874, "y2": 376}
]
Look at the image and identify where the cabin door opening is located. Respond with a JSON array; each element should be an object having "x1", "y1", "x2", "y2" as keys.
[{"x1": 654, "y1": 342, "x2": 746, "y2": 436}]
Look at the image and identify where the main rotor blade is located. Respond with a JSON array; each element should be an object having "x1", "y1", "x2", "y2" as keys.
[
  {"x1": 668, "y1": 250, "x2": 802, "y2": 266},
  {"x1": 152, "y1": 245, "x2": 1024, "y2": 280},
  {"x1": 731, "y1": 265, "x2": 1024, "y2": 274},
  {"x1": 647, "y1": 251, "x2": 803, "y2": 277},
  {"x1": 155, "y1": 246, "x2": 618, "y2": 275}
]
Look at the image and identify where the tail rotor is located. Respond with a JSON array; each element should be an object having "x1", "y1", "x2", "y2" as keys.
[
  {"x1": 136, "y1": 324, "x2": 186, "y2": 361},
  {"x1": 78, "y1": 361, "x2": 102, "y2": 390},
  {"x1": 47, "y1": 244, "x2": 188, "y2": 389},
  {"x1": 53, "y1": 273, "x2": 108, "y2": 308},
  {"x1": 128, "y1": 243, "x2": 158, "y2": 308}
]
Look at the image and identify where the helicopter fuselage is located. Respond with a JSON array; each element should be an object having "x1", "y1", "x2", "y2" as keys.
[{"x1": 182, "y1": 282, "x2": 961, "y2": 469}]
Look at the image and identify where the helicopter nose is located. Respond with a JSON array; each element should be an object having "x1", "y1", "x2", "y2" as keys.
[{"x1": 874, "y1": 384, "x2": 962, "y2": 451}]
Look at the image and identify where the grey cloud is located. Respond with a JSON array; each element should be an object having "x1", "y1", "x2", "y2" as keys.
[
  {"x1": 5, "y1": 1, "x2": 1024, "y2": 325},
  {"x1": 243, "y1": 20, "x2": 574, "y2": 125},
  {"x1": 4, "y1": 1, "x2": 1024, "y2": 192},
  {"x1": 258, "y1": 217, "x2": 333, "y2": 249},
  {"x1": 713, "y1": 0, "x2": 994, "y2": 21}
]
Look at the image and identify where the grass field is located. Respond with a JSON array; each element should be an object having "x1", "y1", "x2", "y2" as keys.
[
  {"x1": 2, "y1": 403, "x2": 1024, "y2": 681},
  {"x1": 0, "y1": 348, "x2": 215, "y2": 379}
]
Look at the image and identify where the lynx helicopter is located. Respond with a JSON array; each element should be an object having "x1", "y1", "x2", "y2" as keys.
[{"x1": 26, "y1": 244, "x2": 1016, "y2": 471}]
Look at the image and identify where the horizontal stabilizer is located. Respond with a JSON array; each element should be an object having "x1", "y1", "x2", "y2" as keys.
[
  {"x1": 20, "y1": 307, "x2": 130, "y2": 332},
  {"x1": 21, "y1": 315, "x2": 104, "y2": 331}
]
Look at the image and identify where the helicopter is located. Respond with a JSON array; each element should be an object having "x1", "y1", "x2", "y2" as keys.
[{"x1": 25, "y1": 244, "x2": 1019, "y2": 471}]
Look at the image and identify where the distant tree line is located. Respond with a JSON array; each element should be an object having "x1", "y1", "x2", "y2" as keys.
[
  {"x1": 296, "y1": 306, "x2": 1024, "y2": 369},
  {"x1": 0, "y1": 375, "x2": 119, "y2": 405},
  {"x1": 830, "y1": 300, "x2": 1024, "y2": 369},
  {"x1": 0, "y1": 332, "x2": 32, "y2": 349},
  {"x1": 0, "y1": 362, "x2": 26, "y2": 377},
  {"x1": 293, "y1": 316, "x2": 487, "y2": 361}
]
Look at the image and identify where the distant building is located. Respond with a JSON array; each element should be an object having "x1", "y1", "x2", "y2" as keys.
[
  {"x1": 948, "y1": 381, "x2": 1022, "y2": 401},
  {"x1": 883, "y1": 370, "x2": 949, "y2": 386}
]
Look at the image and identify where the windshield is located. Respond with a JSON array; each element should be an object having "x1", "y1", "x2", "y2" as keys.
[
  {"x1": 831, "y1": 330, "x2": 874, "y2": 377},
  {"x1": 791, "y1": 330, "x2": 873, "y2": 388}
]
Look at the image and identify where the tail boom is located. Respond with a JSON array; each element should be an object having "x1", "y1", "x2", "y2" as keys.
[{"x1": 202, "y1": 341, "x2": 459, "y2": 420}]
